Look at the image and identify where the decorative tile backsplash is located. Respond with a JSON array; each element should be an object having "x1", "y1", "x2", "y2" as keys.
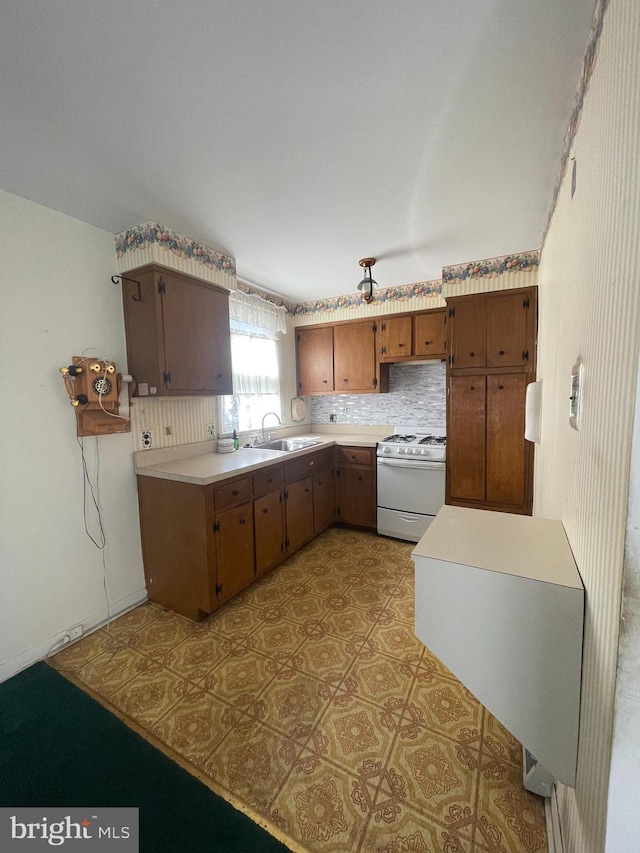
[{"x1": 310, "y1": 361, "x2": 446, "y2": 429}]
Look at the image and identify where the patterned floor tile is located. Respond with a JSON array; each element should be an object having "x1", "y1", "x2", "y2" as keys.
[{"x1": 52, "y1": 528, "x2": 546, "y2": 853}]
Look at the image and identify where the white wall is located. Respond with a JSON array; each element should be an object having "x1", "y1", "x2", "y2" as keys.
[
  {"x1": 533, "y1": 0, "x2": 640, "y2": 849},
  {"x1": 605, "y1": 350, "x2": 640, "y2": 851},
  {"x1": 0, "y1": 190, "x2": 146, "y2": 681}
]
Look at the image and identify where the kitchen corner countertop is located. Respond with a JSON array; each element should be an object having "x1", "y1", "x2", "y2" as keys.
[{"x1": 134, "y1": 432, "x2": 386, "y2": 486}]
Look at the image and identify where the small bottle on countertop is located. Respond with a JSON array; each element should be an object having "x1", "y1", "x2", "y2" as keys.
[{"x1": 233, "y1": 429, "x2": 239, "y2": 450}]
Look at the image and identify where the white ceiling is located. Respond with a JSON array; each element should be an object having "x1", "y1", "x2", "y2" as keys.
[{"x1": 1, "y1": 1, "x2": 594, "y2": 302}]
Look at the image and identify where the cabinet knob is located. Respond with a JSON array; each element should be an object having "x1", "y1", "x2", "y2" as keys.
[
  {"x1": 217, "y1": 373, "x2": 224, "y2": 379},
  {"x1": 239, "y1": 518, "x2": 246, "y2": 525},
  {"x1": 398, "y1": 342, "x2": 405, "y2": 347},
  {"x1": 262, "y1": 508, "x2": 269, "y2": 514},
  {"x1": 424, "y1": 340, "x2": 430, "y2": 345},
  {"x1": 498, "y1": 384, "x2": 504, "y2": 390},
  {"x1": 323, "y1": 379, "x2": 328, "y2": 384},
  {"x1": 499, "y1": 350, "x2": 505, "y2": 355},
  {"x1": 305, "y1": 488, "x2": 310, "y2": 493},
  {"x1": 470, "y1": 352, "x2": 475, "y2": 357},
  {"x1": 342, "y1": 378, "x2": 348, "y2": 382},
  {"x1": 232, "y1": 489, "x2": 239, "y2": 496},
  {"x1": 470, "y1": 385, "x2": 476, "y2": 391},
  {"x1": 267, "y1": 477, "x2": 273, "y2": 483}
]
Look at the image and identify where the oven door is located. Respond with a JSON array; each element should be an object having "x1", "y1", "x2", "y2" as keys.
[{"x1": 377, "y1": 457, "x2": 445, "y2": 516}]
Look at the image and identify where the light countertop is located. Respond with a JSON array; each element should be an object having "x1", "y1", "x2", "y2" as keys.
[{"x1": 134, "y1": 430, "x2": 388, "y2": 486}]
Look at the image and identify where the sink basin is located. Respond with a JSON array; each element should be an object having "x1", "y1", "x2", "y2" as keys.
[{"x1": 251, "y1": 438, "x2": 324, "y2": 452}]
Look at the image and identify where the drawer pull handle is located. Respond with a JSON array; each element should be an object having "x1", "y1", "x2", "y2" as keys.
[
  {"x1": 323, "y1": 379, "x2": 328, "y2": 383},
  {"x1": 267, "y1": 477, "x2": 273, "y2": 483},
  {"x1": 342, "y1": 378, "x2": 348, "y2": 382},
  {"x1": 309, "y1": 460, "x2": 314, "y2": 465},
  {"x1": 239, "y1": 518, "x2": 246, "y2": 525},
  {"x1": 470, "y1": 351, "x2": 475, "y2": 357},
  {"x1": 499, "y1": 350, "x2": 505, "y2": 355},
  {"x1": 470, "y1": 385, "x2": 476, "y2": 391},
  {"x1": 498, "y1": 384, "x2": 504, "y2": 390},
  {"x1": 398, "y1": 342, "x2": 405, "y2": 347},
  {"x1": 262, "y1": 508, "x2": 269, "y2": 514},
  {"x1": 424, "y1": 340, "x2": 430, "y2": 345},
  {"x1": 232, "y1": 489, "x2": 239, "y2": 496}
]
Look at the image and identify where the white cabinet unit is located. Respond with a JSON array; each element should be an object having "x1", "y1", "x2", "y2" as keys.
[{"x1": 413, "y1": 505, "x2": 584, "y2": 787}]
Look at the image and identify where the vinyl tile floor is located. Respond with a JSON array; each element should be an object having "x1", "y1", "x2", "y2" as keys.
[{"x1": 52, "y1": 528, "x2": 547, "y2": 853}]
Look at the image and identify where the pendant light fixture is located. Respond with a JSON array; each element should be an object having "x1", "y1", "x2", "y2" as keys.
[{"x1": 357, "y1": 257, "x2": 377, "y2": 304}]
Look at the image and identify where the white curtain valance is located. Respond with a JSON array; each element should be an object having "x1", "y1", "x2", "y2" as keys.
[{"x1": 229, "y1": 289, "x2": 287, "y2": 339}]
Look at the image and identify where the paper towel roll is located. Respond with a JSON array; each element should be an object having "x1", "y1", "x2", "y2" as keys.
[{"x1": 525, "y1": 380, "x2": 542, "y2": 443}]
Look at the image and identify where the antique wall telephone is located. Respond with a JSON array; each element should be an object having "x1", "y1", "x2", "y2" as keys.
[{"x1": 60, "y1": 356, "x2": 131, "y2": 436}]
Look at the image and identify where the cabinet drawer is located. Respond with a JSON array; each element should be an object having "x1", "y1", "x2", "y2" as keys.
[
  {"x1": 284, "y1": 448, "x2": 333, "y2": 483},
  {"x1": 214, "y1": 477, "x2": 252, "y2": 510},
  {"x1": 253, "y1": 465, "x2": 283, "y2": 498},
  {"x1": 337, "y1": 446, "x2": 373, "y2": 466}
]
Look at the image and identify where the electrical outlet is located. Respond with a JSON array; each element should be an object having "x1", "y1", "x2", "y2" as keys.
[
  {"x1": 165, "y1": 426, "x2": 172, "y2": 436},
  {"x1": 329, "y1": 414, "x2": 337, "y2": 423},
  {"x1": 68, "y1": 625, "x2": 83, "y2": 641},
  {"x1": 140, "y1": 429, "x2": 153, "y2": 449},
  {"x1": 206, "y1": 423, "x2": 216, "y2": 439}
]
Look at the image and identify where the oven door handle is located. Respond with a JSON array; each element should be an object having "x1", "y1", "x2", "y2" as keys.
[{"x1": 377, "y1": 458, "x2": 445, "y2": 470}]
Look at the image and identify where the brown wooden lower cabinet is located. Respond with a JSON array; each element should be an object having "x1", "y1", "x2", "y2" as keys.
[
  {"x1": 447, "y1": 372, "x2": 532, "y2": 514},
  {"x1": 254, "y1": 489, "x2": 285, "y2": 576},
  {"x1": 335, "y1": 446, "x2": 376, "y2": 529},
  {"x1": 214, "y1": 502, "x2": 255, "y2": 604},
  {"x1": 137, "y1": 443, "x2": 372, "y2": 621},
  {"x1": 313, "y1": 468, "x2": 335, "y2": 533},
  {"x1": 285, "y1": 476, "x2": 314, "y2": 552}
]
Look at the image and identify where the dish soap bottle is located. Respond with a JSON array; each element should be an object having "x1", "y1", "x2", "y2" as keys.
[{"x1": 232, "y1": 430, "x2": 239, "y2": 450}]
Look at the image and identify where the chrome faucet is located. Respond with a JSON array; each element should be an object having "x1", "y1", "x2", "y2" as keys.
[{"x1": 261, "y1": 411, "x2": 282, "y2": 441}]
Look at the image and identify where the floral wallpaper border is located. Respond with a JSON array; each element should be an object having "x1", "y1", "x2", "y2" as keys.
[
  {"x1": 442, "y1": 250, "x2": 539, "y2": 284},
  {"x1": 542, "y1": 0, "x2": 609, "y2": 246},
  {"x1": 236, "y1": 280, "x2": 294, "y2": 312},
  {"x1": 114, "y1": 220, "x2": 236, "y2": 276},
  {"x1": 290, "y1": 279, "x2": 443, "y2": 316}
]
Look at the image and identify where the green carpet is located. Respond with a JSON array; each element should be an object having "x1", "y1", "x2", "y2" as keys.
[{"x1": 0, "y1": 662, "x2": 292, "y2": 852}]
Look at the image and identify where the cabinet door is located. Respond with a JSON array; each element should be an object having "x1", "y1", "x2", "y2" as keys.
[
  {"x1": 378, "y1": 317, "x2": 412, "y2": 360},
  {"x1": 447, "y1": 376, "x2": 486, "y2": 502},
  {"x1": 486, "y1": 374, "x2": 527, "y2": 506},
  {"x1": 336, "y1": 466, "x2": 375, "y2": 528},
  {"x1": 414, "y1": 311, "x2": 447, "y2": 358},
  {"x1": 296, "y1": 327, "x2": 334, "y2": 394},
  {"x1": 286, "y1": 477, "x2": 314, "y2": 553},
  {"x1": 449, "y1": 299, "x2": 486, "y2": 368},
  {"x1": 137, "y1": 476, "x2": 213, "y2": 621},
  {"x1": 333, "y1": 322, "x2": 376, "y2": 392},
  {"x1": 486, "y1": 291, "x2": 532, "y2": 368},
  {"x1": 313, "y1": 469, "x2": 335, "y2": 534},
  {"x1": 215, "y1": 503, "x2": 255, "y2": 604},
  {"x1": 254, "y1": 489, "x2": 285, "y2": 576},
  {"x1": 161, "y1": 272, "x2": 233, "y2": 395}
]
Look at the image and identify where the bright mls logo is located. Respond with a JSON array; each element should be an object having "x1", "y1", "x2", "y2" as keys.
[{"x1": 0, "y1": 808, "x2": 138, "y2": 850}]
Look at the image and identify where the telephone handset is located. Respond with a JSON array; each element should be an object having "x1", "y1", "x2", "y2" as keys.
[{"x1": 60, "y1": 357, "x2": 130, "y2": 436}]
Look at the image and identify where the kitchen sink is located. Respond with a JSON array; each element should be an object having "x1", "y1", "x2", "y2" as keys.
[{"x1": 251, "y1": 438, "x2": 324, "y2": 452}]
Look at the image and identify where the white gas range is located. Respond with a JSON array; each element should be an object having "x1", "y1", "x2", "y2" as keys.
[{"x1": 376, "y1": 426, "x2": 446, "y2": 542}]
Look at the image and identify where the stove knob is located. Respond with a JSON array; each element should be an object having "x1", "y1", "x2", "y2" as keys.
[
  {"x1": 383, "y1": 447, "x2": 391, "y2": 454},
  {"x1": 398, "y1": 448, "x2": 405, "y2": 454}
]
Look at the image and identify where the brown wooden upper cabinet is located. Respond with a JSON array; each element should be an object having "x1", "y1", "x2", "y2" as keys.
[
  {"x1": 334, "y1": 322, "x2": 377, "y2": 392},
  {"x1": 377, "y1": 316, "x2": 412, "y2": 360},
  {"x1": 296, "y1": 326, "x2": 334, "y2": 394},
  {"x1": 121, "y1": 263, "x2": 233, "y2": 396},
  {"x1": 448, "y1": 288, "x2": 536, "y2": 370},
  {"x1": 296, "y1": 320, "x2": 382, "y2": 394},
  {"x1": 377, "y1": 309, "x2": 447, "y2": 363}
]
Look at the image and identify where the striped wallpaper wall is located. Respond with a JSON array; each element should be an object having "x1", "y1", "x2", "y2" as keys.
[{"x1": 533, "y1": 0, "x2": 640, "y2": 849}]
